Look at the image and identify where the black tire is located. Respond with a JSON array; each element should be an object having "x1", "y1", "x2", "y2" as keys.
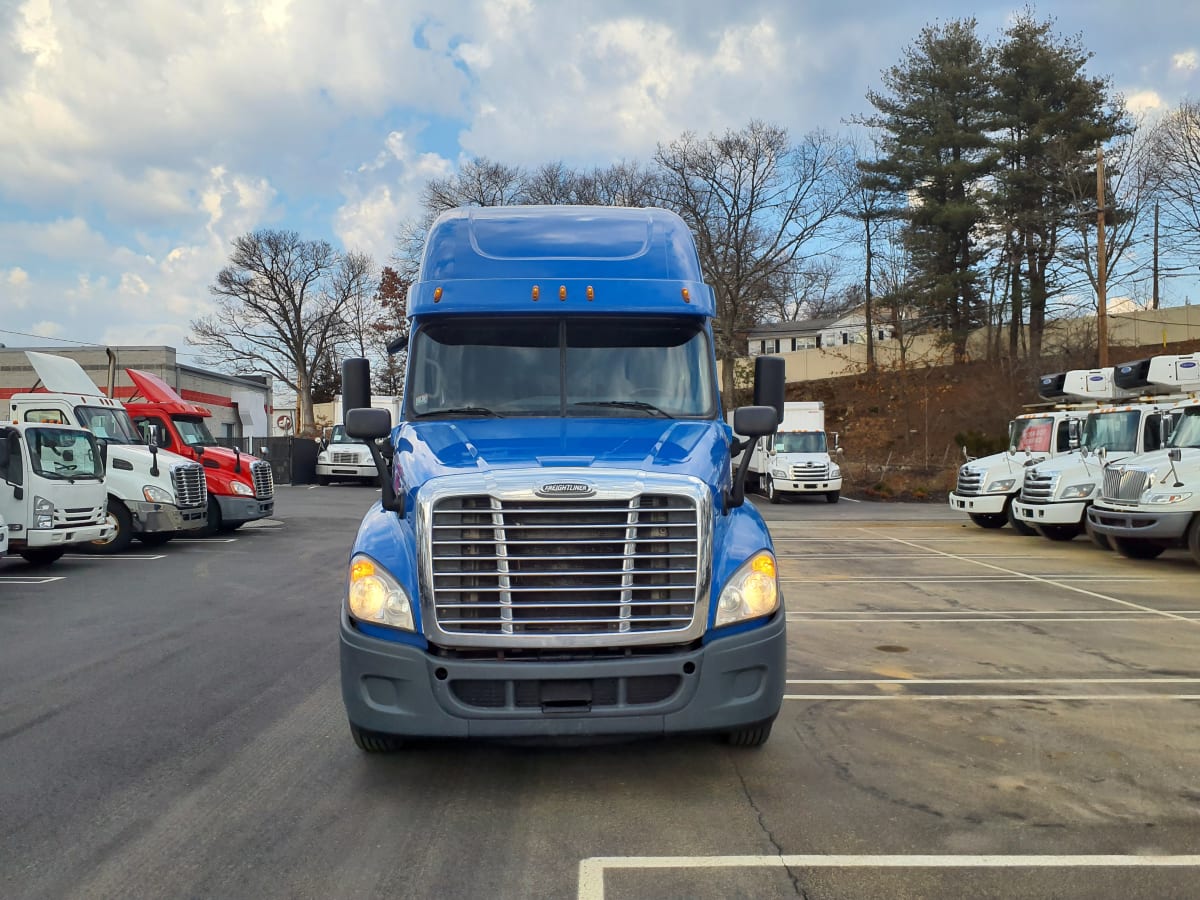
[
  {"x1": 136, "y1": 532, "x2": 173, "y2": 547},
  {"x1": 196, "y1": 495, "x2": 222, "y2": 538},
  {"x1": 86, "y1": 498, "x2": 134, "y2": 554},
  {"x1": 1006, "y1": 499, "x2": 1038, "y2": 536},
  {"x1": 1038, "y1": 524, "x2": 1081, "y2": 542},
  {"x1": 723, "y1": 718, "x2": 775, "y2": 748},
  {"x1": 825, "y1": 490, "x2": 840, "y2": 504},
  {"x1": 1186, "y1": 517, "x2": 1200, "y2": 568},
  {"x1": 350, "y1": 722, "x2": 404, "y2": 753},
  {"x1": 968, "y1": 512, "x2": 1006, "y2": 529},
  {"x1": 1110, "y1": 537, "x2": 1166, "y2": 560},
  {"x1": 1084, "y1": 514, "x2": 1113, "y2": 551},
  {"x1": 218, "y1": 521, "x2": 243, "y2": 533},
  {"x1": 316, "y1": 475, "x2": 330, "y2": 486},
  {"x1": 766, "y1": 476, "x2": 781, "y2": 504},
  {"x1": 19, "y1": 548, "x2": 65, "y2": 566}
]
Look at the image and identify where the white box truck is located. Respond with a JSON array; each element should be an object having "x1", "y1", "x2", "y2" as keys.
[
  {"x1": 315, "y1": 394, "x2": 401, "y2": 485},
  {"x1": 732, "y1": 401, "x2": 842, "y2": 503}
]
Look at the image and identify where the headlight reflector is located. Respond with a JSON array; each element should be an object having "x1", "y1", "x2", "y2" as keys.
[
  {"x1": 34, "y1": 495, "x2": 54, "y2": 529},
  {"x1": 348, "y1": 555, "x2": 414, "y2": 630},
  {"x1": 985, "y1": 478, "x2": 1016, "y2": 492},
  {"x1": 771, "y1": 468, "x2": 787, "y2": 478},
  {"x1": 1060, "y1": 483, "x2": 1095, "y2": 500},
  {"x1": 715, "y1": 551, "x2": 779, "y2": 628},
  {"x1": 1146, "y1": 492, "x2": 1192, "y2": 504},
  {"x1": 230, "y1": 480, "x2": 253, "y2": 496},
  {"x1": 143, "y1": 485, "x2": 173, "y2": 504}
]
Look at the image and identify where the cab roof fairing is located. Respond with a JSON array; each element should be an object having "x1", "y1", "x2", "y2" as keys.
[{"x1": 408, "y1": 205, "x2": 715, "y2": 319}]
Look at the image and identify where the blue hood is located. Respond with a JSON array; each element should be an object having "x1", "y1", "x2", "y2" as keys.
[{"x1": 396, "y1": 417, "x2": 732, "y2": 489}]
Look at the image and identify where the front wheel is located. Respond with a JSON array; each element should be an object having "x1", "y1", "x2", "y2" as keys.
[
  {"x1": 20, "y1": 548, "x2": 65, "y2": 566},
  {"x1": 1084, "y1": 515, "x2": 1113, "y2": 551},
  {"x1": 723, "y1": 718, "x2": 775, "y2": 748},
  {"x1": 825, "y1": 490, "x2": 840, "y2": 504},
  {"x1": 86, "y1": 499, "x2": 133, "y2": 554},
  {"x1": 968, "y1": 512, "x2": 1006, "y2": 529},
  {"x1": 1111, "y1": 537, "x2": 1166, "y2": 560},
  {"x1": 1006, "y1": 499, "x2": 1038, "y2": 536},
  {"x1": 1186, "y1": 517, "x2": 1200, "y2": 568},
  {"x1": 136, "y1": 532, "x2": 173, "y2": 547},
  {"x1": 766, "y1": 476, "x2": 780, "y2": 504},
  {"x1": 350, "y1": 722, "x2": 404, "y2": 753},
  {"x1": 1038, "y1": 524, "x2": 1081, "y2": 542},
  {"x1": 196, "y1": 495, "x2": 222, "y2": 538}
]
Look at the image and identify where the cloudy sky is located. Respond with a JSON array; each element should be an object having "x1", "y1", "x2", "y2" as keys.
[{"x1": 1, "y1": 0, "x2": 1197, "y2": 363}]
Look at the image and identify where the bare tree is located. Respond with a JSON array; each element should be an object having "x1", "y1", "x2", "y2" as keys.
[
  {"x1": 1149, "y1": 99, "x2": 1200, "y2": 275},
  {"x1": 189, "y1": 230, "x2": 374, "y2": 434},
  {"x1": 423, "y1": 158, "x2": 529, "y2": 214},
  {"x1": 655, "y1": 121, "x2": 849, "y2": 409}
]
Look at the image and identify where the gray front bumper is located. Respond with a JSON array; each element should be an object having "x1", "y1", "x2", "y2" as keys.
[
  {"x1": 340, "y1": 609, "x2": 786, "y2": 739},
  {"x1": 216, "y1": 495, "x2": 274, "y2": 523},
  {"x1": 129, "y1": 501, "x2": 207, "y2": 534},
  {"x1": 1085, "y1": 505, "x2": 1192, "y2": 541}
]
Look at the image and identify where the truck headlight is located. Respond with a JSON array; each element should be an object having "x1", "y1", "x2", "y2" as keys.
[
  {"x1": 985, "y1": 478, "x2": 1016, "y2": 492},
  {"x1": 715, "y1": 552, "x2": 778, "y2": 628},
  {"x1": 34, "y1": 495, "x2": 54, "y2": 530},
  {"x1": 1146, "y1": 492, "x2": 1192, "y2": 504},
  {"x1": 317, "y1": 452, "x2": 329, "y2": 463},
  {"x1": 1059, "y1": 483, "x2": 1095, "y2": 500},
  {"x1": 230, "y1": 480, "x2": 254, "y2": 496},
  {"x1": 771, "y1": 468, "x2": 787, "y2": 478},
  {"x1": 143, "y1": 485, "x2": 173, "y2": 504},
  {"x1": 348, "y1": 555, "x2": 414, "y2": 631},
  {"x1": 829, "y1": 464, "x2": 841, "y2": 478}
]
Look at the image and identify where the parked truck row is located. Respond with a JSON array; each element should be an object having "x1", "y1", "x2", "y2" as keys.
[{"x1": 2, "y1": 351, "x2": 275, "y2": 564}]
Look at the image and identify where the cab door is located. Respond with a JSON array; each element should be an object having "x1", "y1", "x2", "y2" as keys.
[{"x1": 0, "y1": 427, "x2": 28, "y2": 537}]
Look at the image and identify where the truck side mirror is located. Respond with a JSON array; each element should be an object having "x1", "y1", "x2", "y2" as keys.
[
  {"x1": 752, "y1": 356, "x2": 786, "y2": 425},
  {"x1": 345, "y1": 405, "x2": 404, "y2": 515},
  {"x1": 725, "y1": 405, "x2": 779, "y2": 511},
  {"x1": 1169, "y1": 448, "x2": 1182, "y2": 463},
  {"x1": 1067, "y1": 418, "x2": 1081, "y2": 450}
]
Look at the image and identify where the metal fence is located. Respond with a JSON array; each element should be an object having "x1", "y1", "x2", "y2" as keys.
[{"x1": 215, "y1": 437, "x2": 319, "y2": 485}]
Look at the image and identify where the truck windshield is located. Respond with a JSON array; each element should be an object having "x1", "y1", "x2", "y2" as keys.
[
  {"x1": 1080, "y1": 410, "x2": 1140, "y2": 452},
  {"x1": 774, "y1": 432, "x2": 826, "y2": 453},
  {"x1": 1009, "y1": 416, "x2": 1055, "y2": 453},
  {"x1": 74, "y1": 405, "x2": 141, "y2": 445},
  {"x1": 172, "y1": 416, "x2": 217, "y2": 447},
  {"x1": 408, "y1": 316, "x2": 716, "y2": 419},
  {"x1": 1168, "y1": 406, "x2": 1200, "y2": 449},
  {"x1": 329, "y1": 425, "x2": 362, "y2": 444},
  {"x1": 26, "y1": 427, "x2": 104, "y2": 480}
]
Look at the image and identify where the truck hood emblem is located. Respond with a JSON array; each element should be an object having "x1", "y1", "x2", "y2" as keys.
[{"x1": 537, "y1": 481, "x2": 595, "y2": 497}]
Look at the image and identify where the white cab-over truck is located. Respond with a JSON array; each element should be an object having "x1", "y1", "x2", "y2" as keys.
[
  {"x1": 316, "y1": 394, "x2": 400, "y2": 485},
  {"x1": 9, "y1": 352, "x2": 207, "y2": 553},
  {"x1": 950, "y1": 368, "x2": 1122, "y2": 533},
  {"x1": 1086, "y1": 354, "x2": 1200, "y2": 564},
  {"x1": 1, "y1": 420, "x2": 114, "y2": 565},
  {"x1": 1014, "y1": 354, "x2": 1195, "y2": 545},
  {"x1": 732, "y1": 401, "x2": 842, "y2": 503}
]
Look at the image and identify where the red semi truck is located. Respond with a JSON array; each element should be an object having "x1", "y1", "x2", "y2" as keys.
[{"x1": 122, "y1": 369, "x2": 275, "y2": 535}]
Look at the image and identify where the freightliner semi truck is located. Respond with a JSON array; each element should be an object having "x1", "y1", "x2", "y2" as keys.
[
  {"x1": 1086, "y1": 354, "x2": 1200, "y2": 564},
  {"x1": 337, "y1": 205, "x2": 787, "y2": 750},
  {"x1": 123, "y1": 368, "x2": 275, "y2": 534},
  {"x1": 1012, "y1": 354, "x2": 1196, "y2": 545},
  {"x1": 10, "y1": 352, "x2": 207, "y2": 553},
  {"x1": 949, "y1": 368, "x2": 1123, "y2": 533}
]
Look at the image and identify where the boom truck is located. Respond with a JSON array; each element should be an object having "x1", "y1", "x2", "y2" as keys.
[
  {"x1": 122, "y1": 368, "x2": 275, "y2": 534},
  {"x1": 9, "y1": 352, "x2": 207, "y2": 553},
  {"x1": 732, "y1": 401, "x2": 842, "y2": 503},
  {"x1": 1013, "y1": 354, "x2": 1196, "y2": 545},
  {"x1": 949, "y1": 368, "x2": 1121, "y2": 532},
  {"x1": 336, "y1": 205, "x2": 787, "y2": 751},
  {"x1": 1, "y1": 421, "x2": 113, "y2": 564},
  {"x1": 1086, "y1": 354, "x2": 1200, "y2": 564}
]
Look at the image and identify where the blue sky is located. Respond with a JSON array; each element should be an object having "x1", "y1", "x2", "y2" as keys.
[{"x1": 1, "y1": 0, "x2": 1198, "y2": 363}]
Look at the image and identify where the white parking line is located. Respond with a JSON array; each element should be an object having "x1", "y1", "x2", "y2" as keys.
[
  {"x1": 784, "y1": 694, "x2": 1200, "y2": 700},
  {"x1": 781, "y1": 575, "x2": 1144, "y2": 583},
  {"x1": 786, "y1": 615, "x2": 1192, "y2": 623},
  {"x1": 787, "y1": 677, "x2": 1200, "y2": 685},
  {"x1": 0, "y1": 576, "x2": 65, "y2": 584},
  {"x1": 62, "y1": 554, "x2": 166, "y2": 561},
  {"x1": 170, "y1": 538, "x2": 238, "y2": 544},
  {"x1": 790, "y1": 609, "x2": 1200, "y2": 616},
  {"x1": 578, "y1": 855, "x2": 1200, "y2": 900}
]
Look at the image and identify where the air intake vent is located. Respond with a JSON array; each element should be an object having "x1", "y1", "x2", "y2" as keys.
[{"x1": 1114, "y1": 358, "x2": 1153, "y2": 390}]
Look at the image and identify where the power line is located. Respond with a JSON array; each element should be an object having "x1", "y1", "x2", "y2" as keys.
[{"x1": 0, "y1": 327, "x2": 212, "y2": 362}]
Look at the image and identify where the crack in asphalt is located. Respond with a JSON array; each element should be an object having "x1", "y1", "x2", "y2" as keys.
[{"x1": 730, "y1": 753, "x2": 809, "y2": 898}]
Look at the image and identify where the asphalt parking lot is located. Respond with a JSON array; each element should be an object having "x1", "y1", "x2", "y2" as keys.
[{"x1": 2, "y1": 486, "x2": 1198, "y2": 899}]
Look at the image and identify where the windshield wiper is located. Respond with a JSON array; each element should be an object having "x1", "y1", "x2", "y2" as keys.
[
  {"x1": 412, "y1": 406, "x2": 503, "y2": 419},
  {"x1": 573, "y1": 400, "x2": 669, "y2": 418}
]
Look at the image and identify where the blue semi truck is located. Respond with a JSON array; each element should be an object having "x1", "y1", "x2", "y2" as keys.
[{"x1": 338, "y1": 205, "x2": 787, "y2": 750}]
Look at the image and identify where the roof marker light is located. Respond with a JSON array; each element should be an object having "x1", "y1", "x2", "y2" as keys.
[
  {"x1": 532, "y1": 285, "x2": 540, "y2": 302},
  {"x1": 559, "y1": 285, "x2": 567, "y2": 301},
  {"x1": 586, "y1": 285, "x2": 594, "y2": 301},
  {"x1": 681, "y1": 288, "x2": 691, "y2": 303},
  {"x1": 433, "y1": 286, "x2": 443, "y2": 303}
]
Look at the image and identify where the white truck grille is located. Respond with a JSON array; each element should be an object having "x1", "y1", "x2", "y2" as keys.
[
  {"x1": 331, "y1": 451, "x2": 361, "y2": 465},
  {"x1": 1102, "y1": 468, "x2": 1151, "y2": 503},
  {"x1": 1020, "y1": 470, "x2": 1055, "y2": 503},
  {"x1": 956, "y1": 467, "x2": 984, "y2": 496},
  {"x1": 171, "y1": 463, "x2": 207, "y2": 508},
  {"x1": 789, "y1": 462, "x2": 830, "y2": 481}
]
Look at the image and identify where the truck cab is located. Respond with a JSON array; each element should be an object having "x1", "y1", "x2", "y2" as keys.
[
  {"x1": 734, "y1": 400, "x2": 842, "y2": 503},
  {"x1": 123, "y1": 368, "x2": 275, "y2": 534},
  {"x1": 9, "y1": 352, "x2": 207, "y2": 553},
  {"x1": 316, "y1": 424, "x2": 379, "y2": 485},
  {"x1": 337, "y1": 205, "x2": 786, "y2": 751},
  {"x1": 0, "y1": 421, "x2": 114, "y2": 565}
]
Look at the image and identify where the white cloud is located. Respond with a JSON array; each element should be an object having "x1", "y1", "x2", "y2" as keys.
[
  {"x1": 1173, "y1": 50, "x2": 1198, "y2": 71},
  {"x1": 29, "y1": 320, "x2": 64, "y2": 339},
  {"x1": 6, "y1": 267, "x2": 29, "y2": 286},
  {"x1": 1125, "y1": 90, "x2": 1165, "y2": 115}
]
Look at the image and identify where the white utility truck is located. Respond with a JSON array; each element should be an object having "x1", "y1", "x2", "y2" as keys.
[
  {"x1": 1013, "y1": 354, "x2": 1197, "y2": 545},
  {"x1": 1086, "y1": 354, "x2": 1200, "y2": 564},
  {"x1": 950, "y1": 368, "x2": 1122, "y2": 532},
  {"x1": 0, "y1": 421, "x2": 114, "y2": 565},
  {"x1": 315, "y1": 393, "x2": 401, "y2": 485},
  {"x1": 732, "y1": 401, "x2": 842, "y2": 503},
  {"x1": 9, "y1": 352, "x2": 207, "y2": 553}
]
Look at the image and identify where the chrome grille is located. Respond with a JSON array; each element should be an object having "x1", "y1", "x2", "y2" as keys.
[
  {"x1": 251, "y1": 460, "x2": 274, "y2": 499},
  {"x1": 171, "y1": 463, "x2": 207, "y2": 508},
  {"x1": 789, "y1": 462, "x2": 830, "y2": 481},
  {"x1": 956, "y1": 466, "x2": 984, "y2": 496},
  {"x1": 1102, "y1": 467, "x2": 1151, "y2": 503},
  {"x1": 430, "y1": 493, "x2": 701, "y2": 641},
  {"x1": 331, "y1": 451, "x2": 361, "y2": 464},
  {"x1": 1020, "y1": 469, "x2": 1056, "y2": 503}
]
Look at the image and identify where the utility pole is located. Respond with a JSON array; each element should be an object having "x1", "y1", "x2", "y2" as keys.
[
  {"x1": 1095, "y1": 146, "x2": 1109, "y2": 367},
  {"x1": 1153, "y1": 201, "x2": 1160, "y2": 310}
]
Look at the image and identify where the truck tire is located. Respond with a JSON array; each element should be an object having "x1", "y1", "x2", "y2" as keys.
[
  {"x1": 723, "y1": 718, "x2": 774, "y2": 748},
  {"x1": 1084, "y1": 515, "x2": 1113, "y2": 551},
  {"x1": 19, "y1": 548, "x2": 65, "y2": 566},
  {"x1": 1110, "y1": 537, "x2": 1166, "y2": 560},
  {"x1": 196, "y1": 495, "x2": 222, "y2": 538},
  {"x1": 1187, "y1": 517, "x2": 1200, "y2": 568},
  {"x1": 968, "y1": 513, "x2": 1006, "y2": 529},
  {"x1": 86, "y1": 498, "x2": 133, "y2": 554},
  {"x1": 765, "y1": 476, "x2": 781, "y2": 504},
  {"x1": 350, "y1": 722, "x2": 404, "y2": 753},
  {"x1": 1005, "y1": 499, "x2": 1038, "y2": 536},
  {"x1": 825, "y1": 490, "x2": 839, "y2": 504},
  {"x1": 1038, "y1": 524, "x2": 1081, "y2": 542},
  {"x1": 136, "y1": 532, "x2": 173, "y2": 547},
  {"x1": 316, "y1": 474, "x2": 330, "y2": 486}
]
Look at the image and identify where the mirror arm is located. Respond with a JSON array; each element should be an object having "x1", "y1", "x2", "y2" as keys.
[
  {"x1": 366, "y1": 442, "x2": 404, "y2": 514},
  {"x1": 724, "y1": 440, "x2": 761, "y2": 513}
]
